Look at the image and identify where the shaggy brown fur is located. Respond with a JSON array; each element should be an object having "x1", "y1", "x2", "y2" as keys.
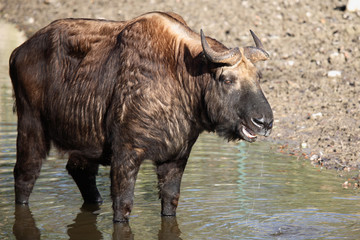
[{"x1": 9, "y1": 11, "x2": 273, "y2": 222}]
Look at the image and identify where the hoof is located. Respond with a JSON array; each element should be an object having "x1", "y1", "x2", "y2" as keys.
[
  {"x1": 161, "y1": 211, "x2": 176, "y2": 217},
  {"x1": 15, "y1": 196, "x2": 29, "y2": 205},
  {"x1": 113, "y1": 217, "x2": 129, "y2": 223},
  {"x1": 113, "y1": 211, "x2": 130, "y2": 223},
  {"x1": 83, "y1": 195, "x2": 103, "y2": 204}
]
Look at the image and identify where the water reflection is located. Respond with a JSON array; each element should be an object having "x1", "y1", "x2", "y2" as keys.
[
  {"x1": 13, "y1": 205, "x2": 40, "y2": 240},
  {"x1": 13, "y1": 204, "x2": 103, "y2": 240},
  {"x1": 13, "y1": 203, "x2": 183, "y2": 240},
  {"x1": 67, "y1": 204, "x2": 102, "y2": 240},
  {"x1": 158, "y1": 217, "x2": 182, "y2": 240},
  {"x1": 7, "y1": 134, "x2": 360, "y2": 239},
  {"x1": 113, "y1": 222, "x2": 134, "y2": 240}
]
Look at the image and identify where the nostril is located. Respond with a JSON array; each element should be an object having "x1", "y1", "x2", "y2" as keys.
[
  {"x1": 268, "y1": 120, "x2": 273, "y2": 129},
  {"x1": 252, "y1": 117, "x2": 274, "y2": 129},
  {"x1": 251, "y1": 117, "x2": 265, "y2": 128}
]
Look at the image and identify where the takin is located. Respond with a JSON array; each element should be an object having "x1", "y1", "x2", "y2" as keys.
[{"x1": 9, "y1": 11, "x2": 273, "y2": 222}]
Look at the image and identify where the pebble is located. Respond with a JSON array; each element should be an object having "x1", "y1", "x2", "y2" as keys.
[
  {"x1": 286, "y1": 60, "x2": 295, "y2": 66},
  {"x1": 310, "y1": 154, "x2": 319, "y2": 161},
  {"x1": 311, "y1": 112, "x2": 323, "y2": 119},
  {"x1": 301, "y1": 142, "x2": 308, "y2": 148},
  {"x1": 327, "y1": 70, "x2": 342, "y2": 78},
  {"x1": 347, "y1": 0, "x2": 360, "y2": 12},
  {"x1": 27, "y1": 17, "x2": 35, "y2": 24},
  {"x1": 329, "y1": 52, "x2": 345, "y2": 65}
]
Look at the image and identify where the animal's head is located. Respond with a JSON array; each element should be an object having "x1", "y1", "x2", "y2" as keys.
[{"x1": 201, "y1": 30, "x2": 273, "y2": 142}]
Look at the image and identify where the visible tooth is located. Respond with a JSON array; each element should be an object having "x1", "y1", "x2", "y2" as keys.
[{"x1": 242, "y1": 126, "x2": 256, "y2": 138}]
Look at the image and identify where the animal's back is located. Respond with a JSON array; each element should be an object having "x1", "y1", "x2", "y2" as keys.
[{"x1": 9, "y1": 18, "x2": 126, "y2": 153}]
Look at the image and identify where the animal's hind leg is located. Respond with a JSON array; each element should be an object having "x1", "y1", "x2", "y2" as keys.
[
  {"x1": 66, "y1": 154, "x2": 103, "y2": 204},
  {"x1": 14, "y1": 111, "x2": 49, "y2": 204}
]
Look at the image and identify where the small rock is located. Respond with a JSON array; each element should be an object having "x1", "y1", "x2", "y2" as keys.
[
  {"x1": 287, "y1": 60, "x2": 295, "y2": 66},
  {"x1": 314, "y1": 60, "x2": 321, "y2": 66},
  {"x1": 327, "y1": 70, "x2": 342, "y2": 78},
  {"x1": 310, "y1": 154, "x2": 319, "y2": 161},
  {"x1": 27, "y1": 17, "x2": 35, "y2": 24},
  {"x1": 329, "y1": 52, "x2": 346, "y2": 65},
  {"x1": 301, "y1": 142, "x2": 308, "y2": 148},
  {"x1": 345, "y1": 25, "x2": 356, "y2": 35},
  {"x1": 311, "y1": 112, "x2": 323, "y2": 119},
  {"x1": 347, "y1": 0, "x2": 360, "y2": 12}
]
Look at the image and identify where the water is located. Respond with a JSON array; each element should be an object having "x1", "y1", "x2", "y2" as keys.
[{"x1": 0, "y1": 21, "x2": 359, "y2": 240}]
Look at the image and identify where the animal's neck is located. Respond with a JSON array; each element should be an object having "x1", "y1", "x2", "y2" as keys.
[{"x1": 173, "y1": 41, "x2": 214, "y2": 132}]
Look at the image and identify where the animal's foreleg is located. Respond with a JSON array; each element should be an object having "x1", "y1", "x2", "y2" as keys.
[
  {"x1": 111, "y1": 149, "x2": 142, "y2": 222},
  {"x1": 156, "y1": 158, "x2": 188, "y2": 216}
]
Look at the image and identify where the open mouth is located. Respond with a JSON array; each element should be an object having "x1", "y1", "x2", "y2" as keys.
[{"x1": 240, "y1": 125, "x2": 257, "y2": 142}]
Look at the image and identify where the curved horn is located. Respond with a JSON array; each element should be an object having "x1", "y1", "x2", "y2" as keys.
[
  {"x1": 250, "y1": 30, "x2": 264, "y2": 49},
  {"x1": 200, "y1": 29, "x2": 242, "y2": 65},
  {"x1": 244, "y1": 30, "x2": 269, "y2": 63}
]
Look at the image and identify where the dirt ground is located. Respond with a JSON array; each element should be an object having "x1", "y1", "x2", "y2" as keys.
[{"x1": 1, "y1": 0, "x2": 359, "y2": 172}]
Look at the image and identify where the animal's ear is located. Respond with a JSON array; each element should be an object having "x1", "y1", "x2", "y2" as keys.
[
  {"x1": 200, "y1": 29, "x2": 242, "y2": 66},
  {"x1": 243, "y1": 30, "x2": 269, "y2": 63}
]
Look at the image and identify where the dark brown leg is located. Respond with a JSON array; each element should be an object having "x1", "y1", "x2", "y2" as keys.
[
  {"x1": 66, "y1": 154, "x2": 103, "y2": 204},
  {"x1": 156, "y1": 159, "x2": 188, "y2": 216},
  {"x1": 14, "y1": 109, "x2": 49, "y2": 204},
  {"x1": 111, "y1": 148, "x2": 143, "y2": 222}
]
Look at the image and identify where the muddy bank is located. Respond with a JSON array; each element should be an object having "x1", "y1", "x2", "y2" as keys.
[{"x1": 1, "y1": 0, "x2": 359, "y2": 171}]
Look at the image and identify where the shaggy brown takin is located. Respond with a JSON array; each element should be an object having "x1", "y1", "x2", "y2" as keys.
[{"x1": 9, "y1": 11, "x2": 273, "y2": 222}]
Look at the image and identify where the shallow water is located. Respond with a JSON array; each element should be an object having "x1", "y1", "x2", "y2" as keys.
[{"x1": 0, "y1": 22, "x2": 359, "y2": 240}]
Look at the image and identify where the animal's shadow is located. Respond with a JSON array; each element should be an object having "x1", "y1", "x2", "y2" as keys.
[{"x1": 12, "y1": 204, "x2": 182, "y2": 240}]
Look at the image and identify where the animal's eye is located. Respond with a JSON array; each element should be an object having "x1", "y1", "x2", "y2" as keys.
[
  {"x1": 224, "y1": 79, "x2": 233, "y2": 84},
  {"x1": 219, "y1": 74, "x2": 235, "y2": 85}
]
